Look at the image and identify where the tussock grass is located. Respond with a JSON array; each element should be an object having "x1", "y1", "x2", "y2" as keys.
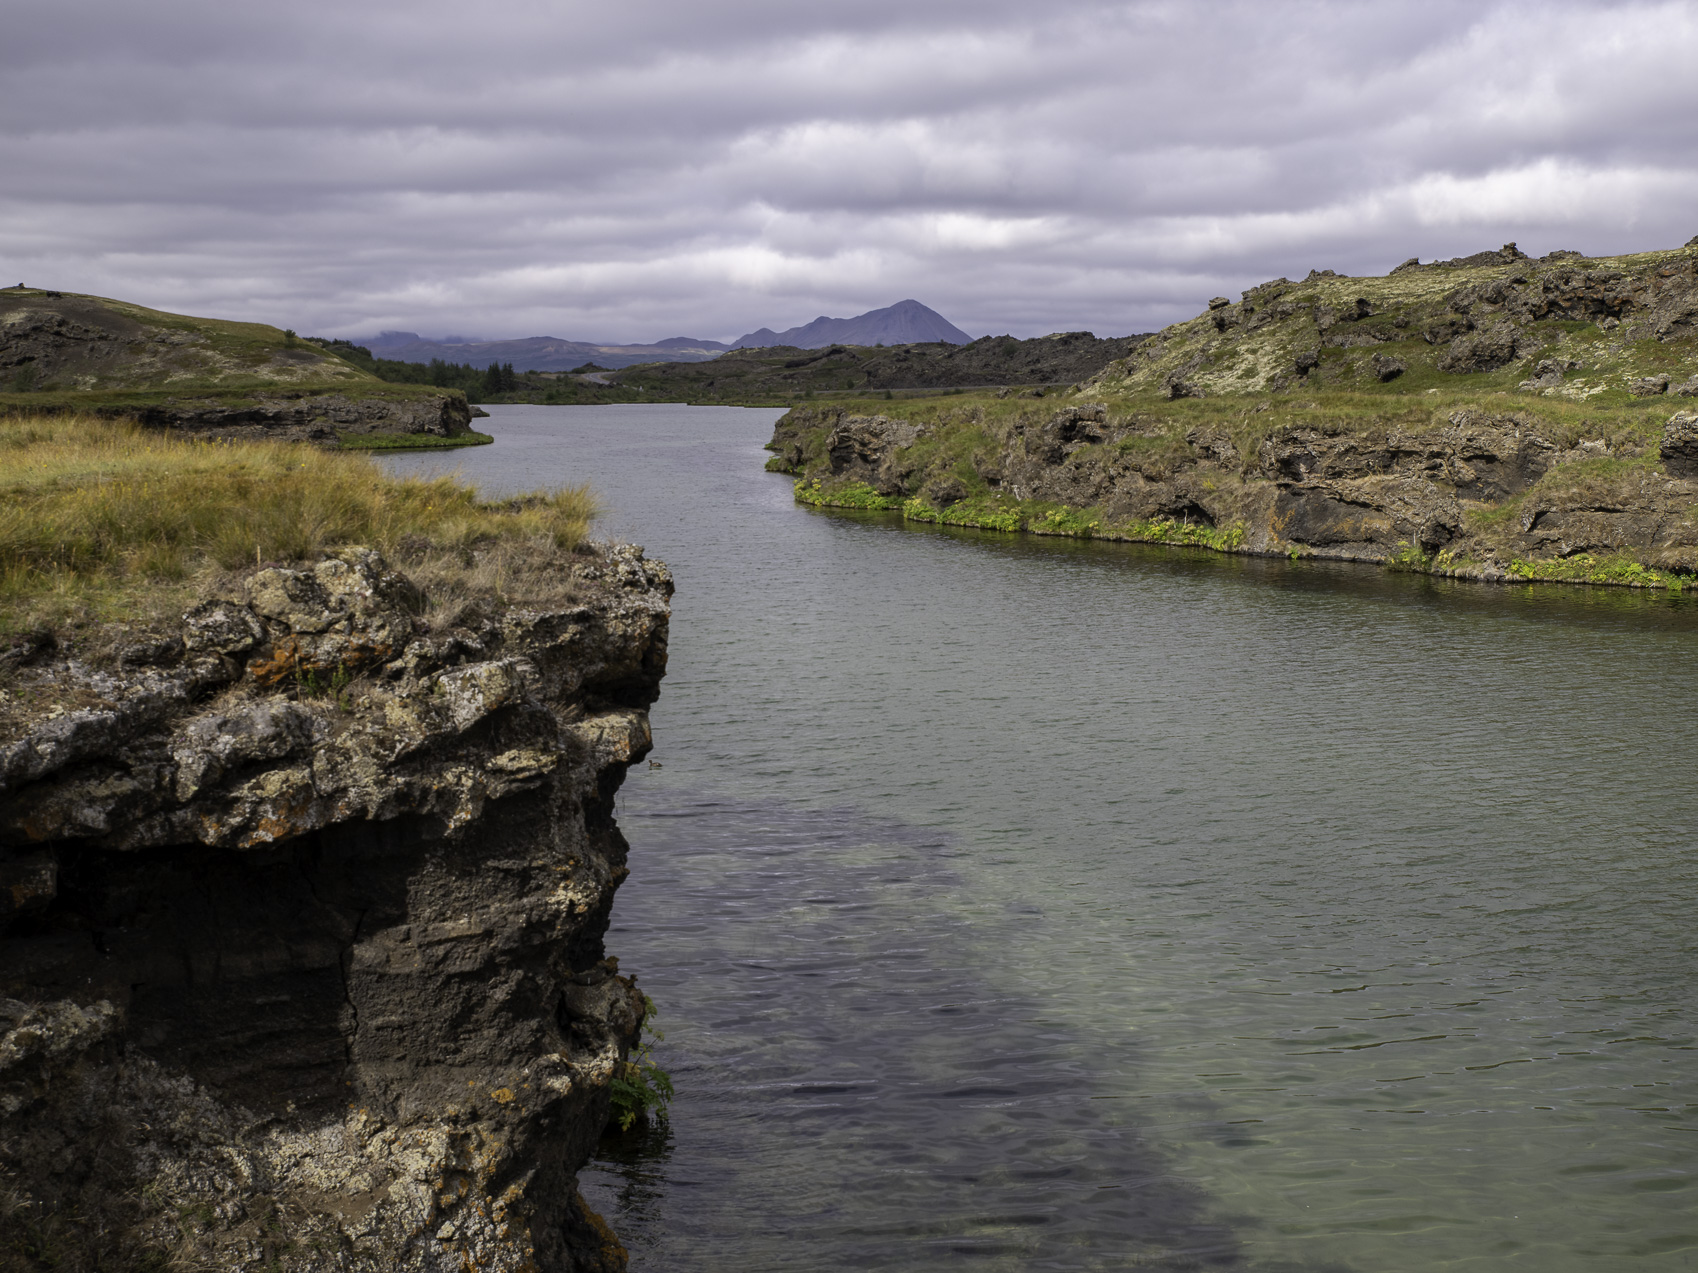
[{"x1": 0, "y1": 414, "x2": 596, "y2": 634}]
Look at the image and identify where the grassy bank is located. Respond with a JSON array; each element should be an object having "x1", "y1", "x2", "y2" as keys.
[
  {"x1": 796, "y1": 477, "x2": 1243, "y2": 551},
  {"x1": 0, "y1": 414, "x2": 595, "y2": 637},
  {"x1": 336, "y1": 429, "x2": 494, "y2": 450},
  {"x1": 794, "y1": 472, "x2": 1690, "y2": 590},
  {"x1": 0, "y1": 380, "x2": 461, "y2": 417}
]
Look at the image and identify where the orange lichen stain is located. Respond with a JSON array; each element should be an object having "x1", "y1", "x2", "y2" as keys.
[
  {"x1": 240, "y1": 791, "x2": 317, "y2": 847},
  {"x1": 15, "y1": 815, "x2": 45, "y2": 842},
  {"x1": 490, "y1": 1088, "x2": 516, "y2": 1105},
  {"x1": 248, "y1": 636, "x2": 398, "y2": 690},
  {"x1": 246, "y1": 637, "x2": 304, "y2": 689}
]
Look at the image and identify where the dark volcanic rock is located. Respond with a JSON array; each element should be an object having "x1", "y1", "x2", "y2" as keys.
[
  {"x1": 121, "y1": 389, "x2": 474, "y2": 441},
  {"x1": 1438, "y1": 321, "x2": 1521, "y2": 373},
  {"x1": 1660, "y1": 412, "x2": 1698, "y2": 478},
  {"x1": 0, "y1": 545, "x2": 671, "y2": 1272},
  {"x1": 1371, "y1": 354, "x2": 1406, "y2": 382}
]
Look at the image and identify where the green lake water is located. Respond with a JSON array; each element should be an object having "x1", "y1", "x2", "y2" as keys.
[{"x1": 380, "y1": 404, "x2": 1698, "y2": 1271}]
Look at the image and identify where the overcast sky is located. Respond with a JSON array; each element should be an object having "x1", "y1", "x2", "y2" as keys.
[{"x1": 4, "y1": 0, "x2": 1696, "y2": 343}]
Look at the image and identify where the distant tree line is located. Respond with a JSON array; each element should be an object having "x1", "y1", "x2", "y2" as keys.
[
  {"x1": 304, "y1": 337, "x2": 638, "y2": 405},
  {"x1": 307, "y1": 339, "x2": 519, "y2": 399}
]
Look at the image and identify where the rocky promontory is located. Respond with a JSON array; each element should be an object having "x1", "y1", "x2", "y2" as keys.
[
  {"x1": 768, "y1": 241, "x2": 1698, "y2": 588},
  {"x1": 0, "y1": 542, "x2": 670, "y2": 1270}
]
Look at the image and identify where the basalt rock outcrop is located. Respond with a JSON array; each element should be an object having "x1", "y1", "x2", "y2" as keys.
[
  {"x1": 0, "y1": 543, "x2": 670, "y2": 1271},
  {"x1": 770, "y1": 240, "x2": 1698, "y2": 584},
  {"x1": 770, "y1": 403, "x2": 1698, "y2": 577},
  {"x1": 1089, "y1": 242, "x2": 1698, "y2": 398},
  {"x1": 118, "y1": 388, "x2": 475, "y2": 442}
]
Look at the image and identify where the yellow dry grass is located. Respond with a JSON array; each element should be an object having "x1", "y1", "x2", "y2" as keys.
[{"x1": 0, "y1": 414, "x2": 597, "y2": 634}]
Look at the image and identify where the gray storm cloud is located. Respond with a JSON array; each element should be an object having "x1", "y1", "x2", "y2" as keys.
[{"x1": 3, "y1": 0, "x2": 1695, "y2": 341}]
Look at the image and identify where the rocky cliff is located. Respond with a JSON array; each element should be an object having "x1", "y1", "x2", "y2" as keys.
[
  {"x1": 768, "y1": 400, "x2": 1698, "y2": 586},
  {"x1": 0, "y1": 542, "x2": 670, "y2": 1271}
]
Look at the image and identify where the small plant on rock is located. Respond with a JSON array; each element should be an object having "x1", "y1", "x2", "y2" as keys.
[{"x1": 608, "y1": 996, "x2": 674, "y2": 1132}]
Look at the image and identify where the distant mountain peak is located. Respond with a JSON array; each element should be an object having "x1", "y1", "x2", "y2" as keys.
[{"x1": 731, "y1": 300, "x2": 970, "y2": 350}]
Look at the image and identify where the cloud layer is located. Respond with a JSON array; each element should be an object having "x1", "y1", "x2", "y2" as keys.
[{"x1": 4, "y1": 0, "x2": 1696, "y2": 341}]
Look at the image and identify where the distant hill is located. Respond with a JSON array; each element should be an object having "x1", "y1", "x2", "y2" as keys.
[
  {"x1": 360, "y1": 331, "x2": 730, "y2": 372},
  {"x1": 732, "y1": 300, "x2": 970, "y2": 350},
  {"x1": 610, "y1": 330, "x2": 1148, "y2": 401},
  {"x1": 0, "y1": 287, "x2": 474, "y2": 441},
  {"x1": 2, "y1": 288, "x2": 372, "y2": 392},
  {"x1": 350, "y1": 299, "x2": 970, "y2": 371},
  {"x1": 1085, "y1": 239, "x2": 1698, "y2": 399}
]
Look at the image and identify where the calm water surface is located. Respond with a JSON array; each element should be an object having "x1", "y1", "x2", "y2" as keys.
[{"x1": 381, "y1": 405, "x2": 1698, "y2": 1272}]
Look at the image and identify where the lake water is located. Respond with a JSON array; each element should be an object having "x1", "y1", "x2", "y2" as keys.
[{"x1": 380, "y1": 405, "x2": 1698, "y2": 1272}]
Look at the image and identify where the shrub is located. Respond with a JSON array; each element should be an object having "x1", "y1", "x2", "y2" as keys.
[{"x1": 607, "y1": 996, "x2": 674, "y2": 1132}]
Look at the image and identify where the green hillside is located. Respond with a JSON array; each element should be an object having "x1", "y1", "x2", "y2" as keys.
[
  {"x1": 1089, "y1": 242, "x2": 1698, "y2": 402},
  {"x1": 0, "y1": 287, "x2": 478, "y2": 444}
]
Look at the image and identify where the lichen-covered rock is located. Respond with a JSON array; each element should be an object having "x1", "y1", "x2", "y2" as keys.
[{"x1": 0, "y1": 544, "x2": 671, "y2": 1271}]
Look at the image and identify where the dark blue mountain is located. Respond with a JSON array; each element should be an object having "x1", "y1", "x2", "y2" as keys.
[{"x1": 731, "y1": 300, "x2": 970, "y2": 349}]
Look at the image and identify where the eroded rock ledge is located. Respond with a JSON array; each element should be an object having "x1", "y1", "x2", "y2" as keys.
[
  {"x1": 0, "y1": 544, "x2": 671, "y2": 1271},
  {"x1": 771, "y1": 405, "x2": 1698, "y2": 584}
]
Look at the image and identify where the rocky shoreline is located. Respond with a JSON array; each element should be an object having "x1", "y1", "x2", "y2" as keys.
[
  {"x1": 768, "y1": 403, "x2": 1698, "y2": 589},
  {"x1": 0, "y1": 543, "x2": 670, "y2": 1271},
  {"x1": 764, "y1": 241, "x2": 1698, "y2": 592}
]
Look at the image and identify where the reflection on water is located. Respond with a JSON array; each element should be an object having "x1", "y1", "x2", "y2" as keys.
[{"x1": 382, "y1": 406, "x2": 1698, "y2": 1272}]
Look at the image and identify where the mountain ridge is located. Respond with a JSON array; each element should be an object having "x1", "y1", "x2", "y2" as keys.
[
  {"x1": 353, "y1": 300, "x2": 974, "y2": 370},
  {"x1": 359, "y1": 332, "x2": 729, "y2": 372},
  {"x1": 731, "y1": 299, "x2": 970, "y2": 350}
]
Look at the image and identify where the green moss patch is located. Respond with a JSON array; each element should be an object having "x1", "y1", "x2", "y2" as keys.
[{"x1": 337, "y1": 430, "x2": 494, "y2": 451}]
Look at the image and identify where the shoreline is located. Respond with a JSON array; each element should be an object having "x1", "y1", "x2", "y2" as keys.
[{"x1": 791, "y1": 476, "x2": 1692, "y2": 593}]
